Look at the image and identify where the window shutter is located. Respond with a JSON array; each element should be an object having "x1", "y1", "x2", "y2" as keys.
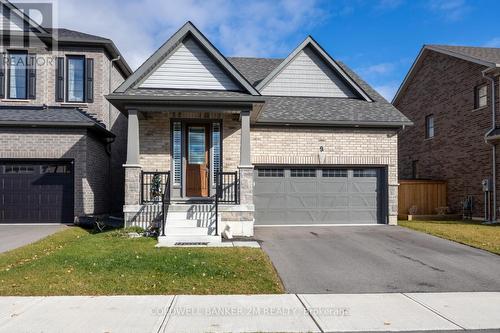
[
  {"x1": 0, "y1": 53, "x2": 5, "y2": 99},
  {"x1": 55, "y1": 57, "x2": 65, "y2": 102},
  {"x1": 28, "y1": 54, "x2": 36, "y2": 99},
  {"x1": 86, "y1": 58, "x2": 94, "y2": 103}
]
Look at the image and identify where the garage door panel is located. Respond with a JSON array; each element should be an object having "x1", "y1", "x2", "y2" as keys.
[
  {"x1": 255, "y1": 167, "x2": 384, "y2": 225},
  {"x1": 0, "y1": 161, "x2": 74, "y2": 224}
]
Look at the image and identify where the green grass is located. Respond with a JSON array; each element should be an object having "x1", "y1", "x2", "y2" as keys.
[
  {"x1": 0, "y1": 227, "x2": 283, "y2": 296},
  {"x1": 399, "y1": 220, "x2": 500, "y2": 255}
]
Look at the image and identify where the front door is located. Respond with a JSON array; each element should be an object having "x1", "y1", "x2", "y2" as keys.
[{"x1": 186, "y1": 125, "x2": 210, "y2": 197}]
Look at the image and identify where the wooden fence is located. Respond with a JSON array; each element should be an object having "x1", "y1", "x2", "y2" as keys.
[{"x1": 398, "y1": 180, "x2": 447, "y2": 219}]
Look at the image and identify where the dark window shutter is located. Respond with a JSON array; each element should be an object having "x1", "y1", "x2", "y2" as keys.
[
  {"x1": 28, "y1": 54, "x2": 36, "y2": 99},
  {"x1": 55, "y1": 57, "x2": 65, "y2": 102},
  {"x1": 86, "y1": 58, "x2": 94, "y2": 103},
  {"x1": 0, "y1": 53, "x2": 5, "y2": 99}
]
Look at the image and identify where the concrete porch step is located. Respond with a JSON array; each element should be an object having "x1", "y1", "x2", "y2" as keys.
[
  {"x1": 165, "y1": 219, "x2": 199, "y2": 227},
  {"x1": 157, "y1": 235, "x2": 221, "y2": 245},
  {"x1": 164, "y1": 226, "x2": 209, "y2": 236}
]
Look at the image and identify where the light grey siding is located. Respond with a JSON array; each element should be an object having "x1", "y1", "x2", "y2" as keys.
[
  {"x1": 140, "y1": 37, "x2": 240, "y2": 91},
  {"x1": 261, "y1": 46, "x2": 357, "y2": 98}
]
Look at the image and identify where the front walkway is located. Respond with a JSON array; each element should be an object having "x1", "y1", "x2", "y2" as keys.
[
  {"x1": 1, "y1": 292, "x2": 499, "y2": 332},
  {"x1": 255, "y1": 225, "x2": 500, "y2": 293},
  {"x1": 0, "y1": 224, "x2": 66, "y2": 253}
]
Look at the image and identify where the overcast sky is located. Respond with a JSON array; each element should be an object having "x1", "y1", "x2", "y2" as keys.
[{"x1": 43, "y1": 0, "x2": 500, "y2": 100}]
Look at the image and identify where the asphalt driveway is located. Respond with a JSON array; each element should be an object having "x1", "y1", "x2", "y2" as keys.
[
  {"x1": 0, "y1": 225, "x2": 66, "y2": 253},
  {"x1": 255, "y1": 225, "x2": 500, "y2": 294}
]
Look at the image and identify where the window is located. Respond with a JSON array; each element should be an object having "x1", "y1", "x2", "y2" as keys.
[
  {"x1": 66, "y1": 56, "x2": 85, "y2": 102},
  {"x1": 7, "y1": 51, "x2": 28, "y2": 99},
  {"x1": 188, "y1": 127, "x2": 206, "y2": 164},
  {"x1": 475, "y1": 84, "x2": 488, "y2": 109},
  {"x1": 212, "y1": 123, "x2": 221, "y2": 185},
  {"x1": 41, "y1": 164, "x2": 71, "y2": 174},
  {"x1": 290, "y1": 169, "x2": 316, "y2": 177},
  {"x1": 258, "y1": 169, "x2": 284, "y2": 177},
  {"x1": 322, "y1": 169, "x2": 348, "y2": 177},
  {"x1": 353, "y1": 169, "x2": 377, "y2": 177},
  {"x1": 425, "y1": 115, "x2": 434, "y2": 139},
  {"x1": 4, "y1": 165, "x2": 34, "y2": 174},
  {"x1": 172, "y1": 122, "x2": 182, "y2": 186}
]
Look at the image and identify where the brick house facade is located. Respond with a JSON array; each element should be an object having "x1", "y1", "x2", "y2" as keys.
[
  {"x1": 109, "y1": 22, "x2": 410, "y2": 244},
  {"x1": 0, "y1": 2, "x2": 131, "y2": 222},
  {"x1": 394, "y1": 45, "x2": 500, "y2": 218}
]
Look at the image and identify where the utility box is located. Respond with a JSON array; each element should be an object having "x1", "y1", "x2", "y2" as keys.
[{"x1": 482, "y1": 178, "x2": 493, "y2": 192}]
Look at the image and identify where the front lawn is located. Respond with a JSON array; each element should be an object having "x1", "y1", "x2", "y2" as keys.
[
  {"x1": 0, "y1": 227, "x2": 283, "y2": 295},
  {"x1": 399, "y1": 220, "x2": 500, "y2": 255}
]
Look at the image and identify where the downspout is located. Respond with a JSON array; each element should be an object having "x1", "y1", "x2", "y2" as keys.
[{"x1": 483, "y1": 69, "x2": 497, "y2": 222}]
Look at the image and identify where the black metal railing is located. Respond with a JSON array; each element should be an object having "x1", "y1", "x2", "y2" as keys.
[
  {"x1": 216, "y1": 171, "x2": 239, "y2": 204},
  {"x1": 161, "y1": 172, "x2": 171, "y2": 237},
  {"x1": 141, "y1": 171, "x2": 170, "y2": 203}
]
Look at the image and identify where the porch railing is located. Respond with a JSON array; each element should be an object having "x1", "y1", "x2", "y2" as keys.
[
  {"x1": 141, "y1": 171, "x2": 170, "y2": 203},
  {"x1": 161, "y1": 172, "x2": 171, "y2": 237},
  {"x1": 216, "y1": 171, "x2": 239, "y2": 204}
]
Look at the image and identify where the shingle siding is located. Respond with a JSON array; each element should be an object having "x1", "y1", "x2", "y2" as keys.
[{"x1": 396, "y1": 49, "x2": 500, "y2": 217}]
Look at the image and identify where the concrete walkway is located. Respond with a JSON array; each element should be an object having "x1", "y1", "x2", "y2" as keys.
[
  {"x1": 1, "y1": 292, "x2": 499, "y2": 332},
  {"x1": 0, "y1": 224, "x2": 66, "y2": 253}
]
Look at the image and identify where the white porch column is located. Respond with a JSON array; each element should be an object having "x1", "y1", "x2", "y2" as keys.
[
  {"x1": 238, "y1": 110, "x2": 254, "y2": 205},
  {"x1": 124, "y1": 109, "x2": 141, "y2": 208}
]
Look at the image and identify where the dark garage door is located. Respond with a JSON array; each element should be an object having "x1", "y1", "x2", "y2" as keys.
[
  {"x1": 0, "y1": 161, "x2": 74, "y2": 223},
  {"x1": 254, "y1": 167, "x2": 385, "y2": 225}
]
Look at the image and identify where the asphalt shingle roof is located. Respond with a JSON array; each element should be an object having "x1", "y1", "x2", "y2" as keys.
[
  {"x1": 0, "y1": 106, "x2": 114, "y2": 137},
  {"x1": 46, "y1": 28, "x2": 109, "y2": 42},
  {"x1": 227, "y1": 57, "x2": 284, "y2": 86},
  {"x1": 428, "y1": 45, "x2": 500, "y2": 66},
  {"x1": 124, "y1": 88, "x2": 255, "y2": 99},
  {"x1": 229, "y1": 57, "x2": 410, "y2": 125}
]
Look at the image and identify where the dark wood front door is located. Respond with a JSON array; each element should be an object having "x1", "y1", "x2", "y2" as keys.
[{"x1": 186, "y1": 125, "x2": 210, "y2": 197}]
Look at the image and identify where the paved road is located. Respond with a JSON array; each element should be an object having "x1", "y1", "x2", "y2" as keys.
[
  {"x1": 255, "y1": 225, "x2": 500, "y2": 294},
  {"x1": 0, "y1": 224, "x2": 66, "y2": 253}
]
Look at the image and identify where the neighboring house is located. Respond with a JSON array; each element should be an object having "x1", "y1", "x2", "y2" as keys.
[
  {"x1": 0, "y1": 0, "x2": 132, "y2": 223},
  {"x1": 394, "y1": 45, "x2": 500, "y2": 219},
  {"x1": 107, "y1": 22, "x2": 411, "y2": 243}
]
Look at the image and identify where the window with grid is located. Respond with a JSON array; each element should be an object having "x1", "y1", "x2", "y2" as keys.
[
  {"x1": 475, "y1": 84, "x2": 488, "y2": 108},
  {"x1": 353, "y1": 169, "x2": 377, "y2": 177},
  {"x1": 322, "y1": 169, "x2": 348, "y2": 177},
  {"x1": 425, "y1": 115, "x2": 434, "y2": 139},
  {"x1": 290, "y1": 169, "x2": 316, "y2": 177},
  {"x1": 172, "y1": 122, "x2": 182, "y2": 185},
  {"x1": 258, "y1": 169, "x2": 284, "y2": 177}
]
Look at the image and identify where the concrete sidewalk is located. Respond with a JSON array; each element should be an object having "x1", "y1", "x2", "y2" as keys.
[{"x1": 0, "y1": 292, "x2": 499, "y2": 332}]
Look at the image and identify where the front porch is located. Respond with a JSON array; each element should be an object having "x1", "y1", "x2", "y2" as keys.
[{"x1": 122, "y1": 108, "x2": 256, "y2": 241}]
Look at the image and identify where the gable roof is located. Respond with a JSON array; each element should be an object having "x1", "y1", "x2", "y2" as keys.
[
  {"x1": 114, "y1": 21, "x2": 259, "y2": 96},
  {"x1": 255, "y1": 60, "x2": 411, "y2": 126},
  {"x1": 255, "y1": 36, "x2": 372, "y2": 102},
  {"x1": 393, "y1": 44, "x2": 500, "y2": 105}
]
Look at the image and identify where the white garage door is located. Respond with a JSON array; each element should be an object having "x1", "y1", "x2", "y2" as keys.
[{"x1": 254, "y1": 167, "x2": 385, "y2": 225}]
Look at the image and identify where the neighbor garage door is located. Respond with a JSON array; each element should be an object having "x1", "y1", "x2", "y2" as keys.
[
  {"x1": 254, "y1": 167, "x2": 385, "y2": 225},
  {"x1": 0, "y1": 161, "x2": 74, "y2": 223}
]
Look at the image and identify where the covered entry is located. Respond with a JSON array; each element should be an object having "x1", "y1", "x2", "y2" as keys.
[
  {"x1": 0, "y1": 161, "x2": 74, "y2": 223},
  {"x1": 254, "y1": 167, "x2": 386, "y2": 225}
]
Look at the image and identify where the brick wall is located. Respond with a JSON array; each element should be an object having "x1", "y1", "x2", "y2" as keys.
[
  {"x1": 0, "y1": 43, "x2": 127, "y2": 215},
  {"x1": 395, "y1": 49, "x2": 500, "y2": 216},
  {"x1": 0, "y1": 127, "x2": 109, "y2": 216}
]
